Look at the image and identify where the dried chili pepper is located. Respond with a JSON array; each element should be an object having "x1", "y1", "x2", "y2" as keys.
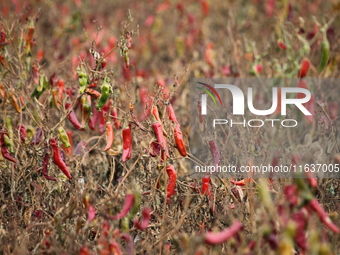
[
  {"x1": 201, "y1": 174, "x2": 211, "y2": 195},
  {"x1": 85, "y1": 88, "x2": 101, "y2": 99},
  {"x1": 58, "y1": 127, "x2": 71, "y2": 148},
  {"x1": 89, "y1": 105, "x2": 98, "y2": 131},
  {"x1": 9, "y1": 91, "x2": 21, "y2": 113},
  {"x1": 277, "y1": 40, "x2": 287, "y2": 50},
  {"x1": 96, "y1": 77, "x2": 111, "y2": 110},
  {"x1": 112, "y1": 106, "x2": 120, "y2": 129},
  {"x1": 109, "y1": 193, "x2": 134, "y2": 220},
  {"x1": 166, "y1": 103, "x2": 179, "y2": 124},
  {"x1": 230, "y1": 179, "x2": 245, "y2": 186},
  {"x1": 134, "y1": 207, "x2": 151, "y2": 230},
  {"x1": 65, "y1": 103, "x2": 84, "y2": 130},
  {"x1": 166, "y1": 165, "x2": 177, "y2": 204},
  {"x1": 203, "y1": 221, "x2": 243, "y2": 245},
  {"x1": 0, "y1": 131, "x2": 17, "y2": 163},
  {"x1": 122, "y1": 124, "x2": 132, "y2": 162},
  {"x1": 309, "y1": 198, "x2": 339, "y2": 233},
  {"x1": 151, "y1": 105, "x2": 168, "y2": 137},
  {"x1": 152, "y1": 119, "x2": 170, "y2": 159},
  {"x1": 51, "y1": 88, "x2": 60, "y2": 109},
  {"x1": 149, "y1": 140, "x2": 161, "y2": 157},
  {"x1": 129, "y1": 103, "x2": 147, "y2": 131},
  {"x1": 209, "y1": 140, "x2": 220, "y2": 171},
  {"x1": 41, "y1": 152, "x2": 56, "y2": 181},
  {"x1": 174, "y1": 124, "x2": 187, "y2": 157},
  {"x1": 49, "y1": 138, "x2": 72, "y2": 179},
  {"x1": 319, "y1": 30, "x2": 330, "y2": 72},
  {"x1": 98, "y1": 110, "x2": 105, "y2": 134},
  {"x1": 298, "y1": 58, "x2": 310, "y2": 78},
  {"x1": 104, "y1": 122, "x2": 114, "y2": 151},
  {"x1": 18, "y1": 125, "x2": 26, "y2": 143}
]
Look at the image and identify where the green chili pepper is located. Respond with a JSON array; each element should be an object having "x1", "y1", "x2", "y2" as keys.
[
  {"x1": 121, "y1": 216, "x2": 130, "y2": 233},
  {"x1": 81, "y1": 95, "x2": 92, "y2": 128},
  {"x1": 77, "y1": 67, "x2": 89, "y2": 94},
  {"x1": 26, "y1": 127, "x2": 34, "y2": 144},
  {"x1": 128, "y1": 190, "x2": 141, "y2": 220},
  {"x1": 96, "y1": 77, "x2": 111, "y2": 110},
  {"x1": 5, "y1": 117, "x2": 14, "y2": 153},
  {"x1": 58, "y1": 127, "x2": 71, "y2": 148},
  {"x1": 31, "y1": 75, "x2": 48, "y2": 99},
  {"x1": 319, "y1": 30, "x2": 330, "y2": 72}
]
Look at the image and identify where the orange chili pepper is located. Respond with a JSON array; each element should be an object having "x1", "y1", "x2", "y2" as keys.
[
  {"x1": 9, "y1": 91, "x2": 21, "y2": 113},
  {"x1": 104, "y1": 122, "x2": 114, "y2": 151}
]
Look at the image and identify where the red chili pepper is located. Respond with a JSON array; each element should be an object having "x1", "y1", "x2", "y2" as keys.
[
  {"x1": 151, "y1": 105, "x2": 168, "y2": 137},
  {"x1": 122, "y1": 124, "x2": 132, "y2": 162},
  {"x1": 230, "y1": 180, "x2": 245, "y2": 186},
  {"x1": 309, "y1": 198, "x2": 339, "y2": 233},
  {"x1": 298, "y1": 58, "x2": 310, "y2": 78},
  {"x1": 174, "y1": 124, "x2": 187, "y2": 157},
  {"x1": 104, "y1": 122, "x2": 114, "y2": 151},
  {"x1": 89, "y1": 105, "x2": 98, "y2": 131},
  {"x1": 201, "y1": 174, "x2": 211, "y2": 195},
  {"x1": 166, "y1": 165, "x2": 177, "y2": 204},
  {"x1": 49, "y1": 138, "x2": 72, "y2": 179},
  {"x1": 111, "y1": 106, "x2": 120, "y2": 129},
  {"x1": 129, "y1": 103, "x2": 147, "y2": 131},
  {"x1": 0, "y1": 131, "x2": 18, "y2": 163},
  {"x1": 305, "y1": 169, "x2": 317, "y2": 188},
  {"x1": 66, "y1": 88, "x2": 73, "y2": 100},
  {"x1": 152, "y1": 120, "x2": 170, "y2": 159},
  {"x1": 209, "y1": 140, "x2": 220, "y2": 171},
  {"x1": 18, "y1": 125, "x2": 26, "y2": 143},
  {"x1": 149, "y1": 140, "x2": 161, "y2": 157},
  {"x1": 277, "y1": 40, "x2": 287, "y2": 49},
  {"x1": 41, "y1": 152, "x2": 56, "y2": 181},
  {"x1": 65, "y1": 103, "x2": 84, "y2": 131},
  {"x1": 109, "y1": 193, "x2": 134, "y2": 220},
  {"x1": 85, "y1": 88, "x2": 101, "y2": 99},
  {"x1": 134, "y1": 207, "x2": 151, "y2": 230},
  {"x1": 166, "y1": 103, "x2": 179, "y2": 124},
  {"x1": 203, "y1": 221, "x2": 243, "y2": 245}
]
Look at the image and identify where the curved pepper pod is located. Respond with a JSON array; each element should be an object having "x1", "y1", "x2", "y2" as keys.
[
  {"x1": 174, "y1": 124, "x2": 187, "y2": 157},
  {"x1": 49, "y1": 138, "x2": 72, "y2": 179},
  {"x1": 65, "y1": 103, "x2": 84, "y2": 131},
  {"x1": 204, "y1": 221, "x2": 243, "y2": 245}
]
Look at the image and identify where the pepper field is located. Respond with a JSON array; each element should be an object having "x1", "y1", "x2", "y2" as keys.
[{"x1": 0, "y1": 0, "x2": 340, "y2": 254}]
